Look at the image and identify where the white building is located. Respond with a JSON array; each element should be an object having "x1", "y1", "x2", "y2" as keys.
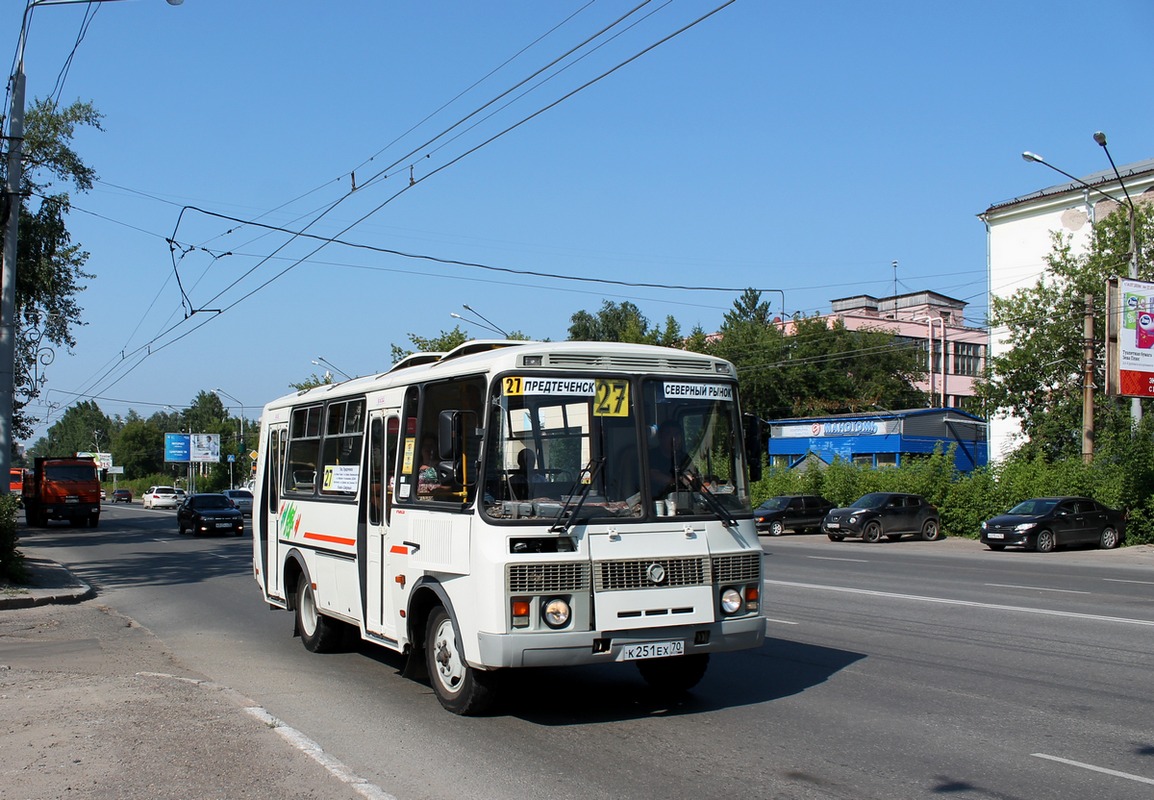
[{"x1": 980, "y1": 157, "x2": 1154, "y2": 460}]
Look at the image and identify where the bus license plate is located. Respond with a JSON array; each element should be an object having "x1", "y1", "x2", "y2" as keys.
[{"x1": 618, "y1": 640, "x2": 684, "y2": 662}]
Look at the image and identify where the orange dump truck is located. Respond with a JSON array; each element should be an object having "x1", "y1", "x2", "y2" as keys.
[{"x1": 22, "y1": 456, "x2": 101, "y2": 528}]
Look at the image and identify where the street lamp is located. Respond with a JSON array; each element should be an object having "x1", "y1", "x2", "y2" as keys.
[
  {"x1": 1023, "y1": 139, "x2": 1142, "y2": 430},
  {"x1": 0, "y1": 0, "x2": 184, "y2": 493},
  {"x1": 452, "y1": 304, "x2": 510, "y2": 338},
  {"x1": 212, "y1": 388, "x2": 247, "y2": 490},
  {"x1": 311, "y1": 357, "x2": 352, "y2": 381}
]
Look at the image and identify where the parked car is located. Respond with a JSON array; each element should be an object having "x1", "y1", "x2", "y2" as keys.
[
  {"x1": 980, "y1": 497, "x2": 1125, "y2": 552},
  {"x1": 141, "y1": 486, "x2": 180, "y2": 509},
  {"x1": 220, "y1": 488, "x2": 254, "y2": 516},
  {"x1": 177, "y1": 493, "x2": 245, "y2": 536},
  {"x1": 754, "y1": 495, "x2": 834, "y2": 536},
  {"x1": 823, "y1": 492, "x2": 941, "y2": 542},
  {"x1": 111, "y1": 488, "x2": 133, "y2": 503}
]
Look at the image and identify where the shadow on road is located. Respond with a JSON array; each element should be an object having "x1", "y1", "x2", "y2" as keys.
[
  {"x1": 492, "y1": 636, "x2": 864, "y2": 725},
  {"x1": 15, "y1": 510, "x2": 249, "y2": 591}
]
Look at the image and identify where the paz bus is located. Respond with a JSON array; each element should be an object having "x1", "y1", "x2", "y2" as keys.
[{"x1": 252, "y1": 340, "x2": 766, "y2": 714}]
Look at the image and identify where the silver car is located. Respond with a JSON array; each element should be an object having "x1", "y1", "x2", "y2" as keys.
[{"x1": 220, "y1": 488, "x2": 254, "y2": 516}]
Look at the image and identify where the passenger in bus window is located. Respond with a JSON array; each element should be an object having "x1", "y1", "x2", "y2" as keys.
[
  {"x1": 509, "y1": 449, "x2": 540, "y2": 500},
  {"x1": 418, "y1": 436, "x2": 442, "y2": 496},
  {"x1": 648, "y1": 419, "x2": 699, "y2": 499}
]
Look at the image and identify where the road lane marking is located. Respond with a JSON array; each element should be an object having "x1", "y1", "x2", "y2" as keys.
[
  {"x1": 764, "y1": 579, "x2": 1154, "y2": 627},
  {"x1": 140, "y1": 672, "x2": 396, "y2": 800},
  {"x1": 763, "y1": 617, "x2": 799, "y2": 626},
  {"x1": 1104, "y1": 577, "x2": 1154, "y2": 586},
  {"x1": 1032, "y1": 753, "x2": 1154, "y2": 786},
  {"x1": 806, "y1": 555, "x2": 871, "y2": 563},
  {"x1": 984, "y1": 583, "x2": 1090, "y2": 594}
]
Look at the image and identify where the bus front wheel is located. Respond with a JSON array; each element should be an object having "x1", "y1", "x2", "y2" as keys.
[
  {"x1": 295, "y1": 574, "x2": 343, "y2": 653},
  {"x1": 425, "y1": 606, "x2": 497, "y2": 716}
]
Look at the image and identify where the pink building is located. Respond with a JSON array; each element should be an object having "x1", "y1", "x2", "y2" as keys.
[{"x1": 781, "y1": 291, "x2": 987, "y2": 411}]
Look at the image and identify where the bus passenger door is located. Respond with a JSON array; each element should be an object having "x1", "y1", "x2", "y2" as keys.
[
  {"x1": 260, "y1": 423, "x2": 288, "y2": 601},
  {"x1": 364, "y1": 412, "x2": 400, "y2": 640}
]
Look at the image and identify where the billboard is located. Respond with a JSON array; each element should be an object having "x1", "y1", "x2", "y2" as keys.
[
  {"x1": 190, "y1": 434, "x2": 221, "y2": 463},
  {"x1": 1106, "y1": 277, "x2": 1154, "y2": 398},
  {"x1": 165, "y1": 433, "x2": 190, "y2": 463}
]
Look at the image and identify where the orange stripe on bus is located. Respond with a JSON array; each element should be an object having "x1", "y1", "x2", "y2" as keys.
[
  {"x1": 302, "y1": 531, "x2": 356, "y2": 546},
  {"x1": 390, "y1": 545, "x2": 409, "y2": 555}
]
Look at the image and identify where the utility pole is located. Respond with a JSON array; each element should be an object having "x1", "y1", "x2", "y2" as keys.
[
  {"x1": 1083, "y1": 294, "x2": 1095, "y2": 463},
  {"x1": 0, "y1": 66, "x2": 26, "y2": 492}
]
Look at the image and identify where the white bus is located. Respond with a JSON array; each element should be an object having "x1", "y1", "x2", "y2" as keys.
[{"x1": 252, "y1": 340, "x2": 765, "y2": 714}]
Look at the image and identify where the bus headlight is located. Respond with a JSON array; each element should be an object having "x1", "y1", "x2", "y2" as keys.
[
  {"x1": 542, "y1": 597, "x2": 571, "y2": 629},
  {"x1": 720, "y1": 588, "x2": 742, "y2": 615}
]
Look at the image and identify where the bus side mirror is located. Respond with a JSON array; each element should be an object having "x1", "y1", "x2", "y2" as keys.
[
  {"x1": 744, "y1": 413, "x2": 763, "y2": 482},
  {"x1": 438, "y1": 409, "x2": 479, "y2": 487}
]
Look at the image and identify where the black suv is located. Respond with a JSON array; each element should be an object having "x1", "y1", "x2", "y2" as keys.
[
  {"x1": 754, "y1": 495, "x2": 834, "y2": 536},
  {"x1": 822, "y1": 492, "x2": 941, "y2": 543}
]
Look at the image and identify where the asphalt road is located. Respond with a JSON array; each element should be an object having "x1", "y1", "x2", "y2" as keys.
[{"x1": 18, "y1": 505, "x2": 1154, "y2": 800}]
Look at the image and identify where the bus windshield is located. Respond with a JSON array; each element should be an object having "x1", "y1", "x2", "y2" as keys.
[{"x1": 482, "y1": 374, "x2": 751, "y2": 524}]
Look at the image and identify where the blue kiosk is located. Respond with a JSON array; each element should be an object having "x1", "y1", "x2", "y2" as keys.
[{"x1": 767, "y1": 408, "x2": 987, "y2": 472}]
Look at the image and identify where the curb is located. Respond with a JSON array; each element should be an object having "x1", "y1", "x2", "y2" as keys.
[{"x1": 0, "y1": 558, "x2": 95, "y2": 610}]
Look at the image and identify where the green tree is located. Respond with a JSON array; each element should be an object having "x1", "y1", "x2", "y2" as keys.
[
  {"x1": 982, "y1": 204, "x2": 1154, "y2": 459},
  {"x1": 567, "y1": 300, "x2": 681, "y2": 346},
  {"x1": 289, "y1": 373, "x2": 335, "y2": 391},
  {"x1": 390, "y1": 325, "x2": 469, "y2": 363},
  {"x1": 26, "y1": 400, "x2": 110, "y2": 458},
  {"x1": 706, "y1": 289, "x2": 788, "y2": 420},
  {"x1": 113, "y1": 418, "x2": 164, "y2": 479},
  {"x1": 3, "y1": 99, "x2": 103, "y2": 441},
  {"x1": 781, "y1": 316, "x2": 927, "y2": 416}
]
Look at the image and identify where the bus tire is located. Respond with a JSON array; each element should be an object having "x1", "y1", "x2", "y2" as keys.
[
  {"x1": 637, "y1": 653, "x2": 709, "y2": 694},
  {"x1": 425, "y1": 605, "x2": 497, "y2": 716},
  {"x1": 295, "y1": 574, "x2": 343, "y2": 653}
]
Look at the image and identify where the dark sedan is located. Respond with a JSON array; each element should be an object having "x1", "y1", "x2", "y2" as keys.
[
  {"x1": 754, "y1": 495, "x2": 834, "y2": 536},
  {"x1": 822, "y1": 492, "x2": 941, "y2": 543},
  {"x1": 177, "y1": 493, "x2": 245, "y2": 536},
  {"x1": 980, "y1": 497, "x2": 1125, "y2": 552}
]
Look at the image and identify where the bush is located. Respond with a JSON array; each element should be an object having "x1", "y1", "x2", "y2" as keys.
[
  {"x1": 749, "y1": 444, "x2": 1154, "y2": 546},
  {"x1": 0, "y1": 493, "x2": 25, "y2": 583}
]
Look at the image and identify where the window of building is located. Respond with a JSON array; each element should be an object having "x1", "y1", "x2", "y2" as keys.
[{"x1": 953, "y1": 342, "x2": 984, "y2": 377}]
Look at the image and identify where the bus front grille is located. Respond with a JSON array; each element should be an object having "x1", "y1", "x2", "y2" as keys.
[
  {"x1": 507, "y1": 562, "x2": 591, "y2": 594},
  {"x1": 712, "y1": 552, "x2": 762, "y2": 584},
  {"x1": 595, "y1": 557, "x2": 709, "y2": 591}
]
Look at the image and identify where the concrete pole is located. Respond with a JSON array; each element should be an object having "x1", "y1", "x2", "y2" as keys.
[
  {"x1": 1083, "y1": 294, "x2": 1095, "y2": 463},
  {"x1": 0, "y1": 67, "x2": 26, "y2": 492}
]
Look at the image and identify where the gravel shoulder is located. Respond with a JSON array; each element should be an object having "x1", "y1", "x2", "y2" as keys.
[{"x1": 0, "y1": 601, "x2": 368, "y2": 800}]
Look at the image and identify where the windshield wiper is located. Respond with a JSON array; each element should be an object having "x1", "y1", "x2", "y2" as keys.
[
  {"x1": 693, "y1": 479, "x2": 737, "y2": 528},
  {"x1": 549, "y1": 457, "x2": 605, "y2": 534}
]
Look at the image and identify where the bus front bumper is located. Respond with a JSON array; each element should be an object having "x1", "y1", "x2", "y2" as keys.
[{"x1": 475, "y1": 616, "x2": 765, "y2": 669}]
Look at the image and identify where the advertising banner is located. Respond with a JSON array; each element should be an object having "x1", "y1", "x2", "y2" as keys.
[
  {"x1": 190, "y1": 434, "x2": 221, "y2": 463},
  {"x1": 165, "y1": 433, "x2": 190, "y2": 463},
  {"x1": 1106, "y1": 277, "x2": 1154, "y2": 398}
]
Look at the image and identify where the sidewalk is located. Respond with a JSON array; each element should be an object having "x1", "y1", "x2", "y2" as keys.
[
  {"x1": 0, "y1": 556, "x2": 95, "y2": 609},
  {"x1": 0, "y1": 557, "x2": 376, "y2": 800}
]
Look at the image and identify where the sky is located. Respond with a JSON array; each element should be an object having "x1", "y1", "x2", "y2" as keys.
[{"x1": 4, "y1": 0, "x2": 1153, "y2": 446}]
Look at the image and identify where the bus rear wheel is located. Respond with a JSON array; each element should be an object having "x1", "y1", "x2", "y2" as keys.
[
  {"x1": 425, "y1": 606, "x2": 497, "y2": 715},
  {"x1": 295, "y1": 574, "x2": 343, "y2": 653}
]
